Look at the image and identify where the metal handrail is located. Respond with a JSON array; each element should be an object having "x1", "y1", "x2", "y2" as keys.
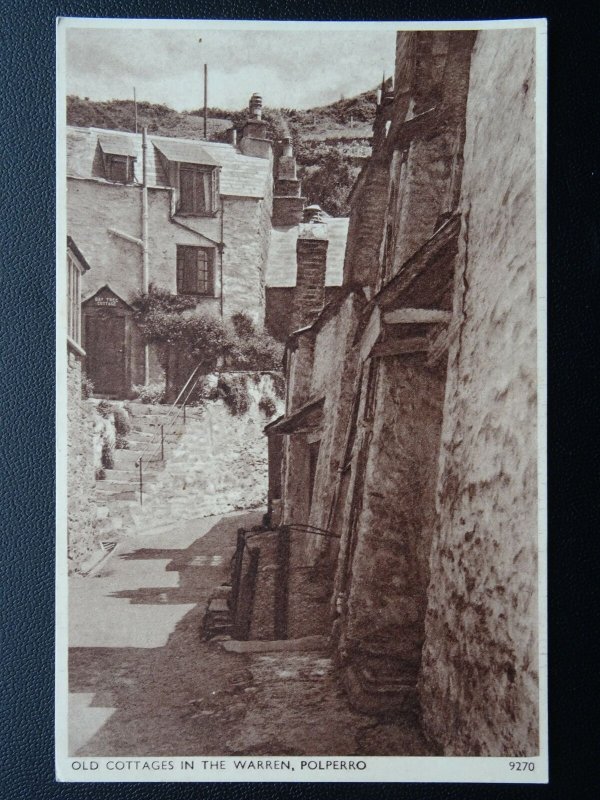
[
  {"x1": 135, "y1": 363, "x2": 203, "y2": 504},
  {"x1": 135, "y1": 363, "x2": 202, "y2": 468},
  {"x1": 242, "y1": 523, "x2": 340, "y2": 542}
]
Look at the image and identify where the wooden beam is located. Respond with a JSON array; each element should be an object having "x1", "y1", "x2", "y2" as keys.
[
  {"x1": 426, "y1": 321, "x2": 459, "y2": 366},
  {"x1": 388, "y1": 106, "x2": 444, "y2": 153},
  {"x1": 359, "y1": 305, "x2": 382, "y2": 361},
  {"x1": 370, "y1": 336, "x2": 430, "y2": 358},
  {"x1": 383, "y1": 308, "x2": 453, "y2": 325}
]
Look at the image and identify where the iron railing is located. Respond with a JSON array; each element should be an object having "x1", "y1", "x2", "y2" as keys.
[{"x1": 134, "y1": 363, "x2": 203, "y2": 504}]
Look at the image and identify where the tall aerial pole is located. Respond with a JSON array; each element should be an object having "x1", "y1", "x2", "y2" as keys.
[
  {"x1": 133, "y1": 87, "x2": 138, "y2": 133},
  {"x1": 203, "y1": 63, "x2": 208, "y2": 139}
]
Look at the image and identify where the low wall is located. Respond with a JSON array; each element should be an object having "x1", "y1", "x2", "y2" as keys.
[
  {"x1": 134, "y1": 373, "x2": 284, "y2": 530},
  {"x1": 66, "y1": 347, "x2": 98, "y2": 572}
]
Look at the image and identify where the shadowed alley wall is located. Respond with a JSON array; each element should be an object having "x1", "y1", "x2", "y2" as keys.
[{"x1": 419, "y1": 28, "x2": 539, "y2": 756}]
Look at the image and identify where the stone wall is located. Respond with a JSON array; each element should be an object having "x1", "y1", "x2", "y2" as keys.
[
  {"x1": 66, "y1": 346, "x2": 97, "y2": 572},
  {"x1": 419, "y1": 28, "x2": 538, "y2": 756},
  {"x1": 133, "y1": 373, "x2": 284, "y2": 530},
  {"x1": 338, "y1": 357, "x2": 446, "y2": 698},
  {"x1": 281, "y1": 294, "x2": 363, "y2": 639}
]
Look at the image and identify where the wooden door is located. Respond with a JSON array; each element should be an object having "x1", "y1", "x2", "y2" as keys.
[{"x1": 85, "y1": 313, "x2": 128, "y2": 398}]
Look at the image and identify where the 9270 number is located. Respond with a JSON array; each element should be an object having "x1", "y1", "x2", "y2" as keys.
[{"x1": 509, "y1": 761, "x2": 535, "y2": 771}]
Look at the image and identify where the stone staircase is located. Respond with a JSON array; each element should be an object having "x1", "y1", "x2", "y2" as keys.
[{"x1": 94, "y1": 403, "x2": 186, "y2": 540}]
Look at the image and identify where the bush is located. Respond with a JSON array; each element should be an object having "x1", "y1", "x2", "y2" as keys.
[
  {"x1": 271, "y1": 372, "x2": 286, "y2": 400},
  {"x1": 82, "y1": 376, "x2": 95, "y2": 400},
  {"x1": 115, "y1": 434, "x2": 129, "y2": 450},
  {"x1": 112, "y1": 407, "x2": 130, "y2": 437},
  {"x1": 216, "y1": 374, "x2": 250, "y2": 416},
  {"x1": 226, "y1": 318, "x2": 284, "y2": 372},
  {"x1": 132, "y1": 289, "x2": 283, "y2": 398},
  {"x1": 101, "y1": 440, "x2": 114, "y2": 470},
  {"x1": 132, "y1": 382, "x2": 166, "y2": 405},
  {"x1": 96, "y1": 400, "x2": 113, "y2": 418},
  {"x1": 258, "y1": 396, "x2": 277, "y2": 418}
]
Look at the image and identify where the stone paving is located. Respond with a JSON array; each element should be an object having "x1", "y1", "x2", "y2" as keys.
[{"x1": 68, "y1": 509, "x2": 432, "y2": 757}]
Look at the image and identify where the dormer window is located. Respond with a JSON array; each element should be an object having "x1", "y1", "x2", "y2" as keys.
[
  {"x1": 98, "y1": 134, "x2": 136, "y2": 184},
  {"x1": 152, "y1": 139, "x2": 220, "y2": 217},
  {"x1": 179, "y1": 164, "x2": 217, "y2": 214},
  {"x1": 106, "y1": 154, "x2": 134, "y2": 184}
]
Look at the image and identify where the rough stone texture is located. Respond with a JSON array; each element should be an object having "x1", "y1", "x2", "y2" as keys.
[
  {"x1": 265, "y1": 286, "x2": 295, "y2": 341},
  {"x1": 343, "y1": 160, "x2": 389, "y2": 288},
  {"x1": 292, "y1": 238, "x2": 328, "y2": 330},
  {"x1": 280, "y1": 295, "x2": 363, "y2": 639},
  {"x1": 285, "y1": 336, "x2": 315, "y2": 414},
  {"x1": 305, "y1": 295, "x2": 362, "y2": 553},
  {"x1": 248, "y1": 533, "x2": 279, "y2": 640},
  {"x1": 340, "y1": 357, "x2": 445, "y2": 674},
  {"x1": 132, "y1": 374, "x2": 284, "y2": 532},
  {"x1": 67, "y1": 347, "x2": 98, "y2": 571},
  {"x1": 419, "y1": 29, "x2": 538, "y2": 756}
]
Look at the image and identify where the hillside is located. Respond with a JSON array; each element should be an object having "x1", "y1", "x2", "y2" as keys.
[{"x1": 66, "y1": 83, "x2": 390, "y2": 216}]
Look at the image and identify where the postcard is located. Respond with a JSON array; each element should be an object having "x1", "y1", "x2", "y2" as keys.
[{"x1": 56, "y1": 16, "x2": 548, "y2": 783}]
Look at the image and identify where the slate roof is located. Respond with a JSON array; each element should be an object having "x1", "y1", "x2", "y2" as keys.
[
  {"x1": 66, "y1": 126, "x2": 271, "y2": 199},
  {"x1": 265, "y1": 217, "x2": 349, "y2": 288}
]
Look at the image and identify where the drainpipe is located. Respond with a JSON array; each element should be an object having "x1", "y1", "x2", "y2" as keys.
[
  {"x1": 220, "y1": 196, "x2": 224, "y2": 318},
  {"x1": 142, "y1": 126, "x2": 150, "y2": 382}
]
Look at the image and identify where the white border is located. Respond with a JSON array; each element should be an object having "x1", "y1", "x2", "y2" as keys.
[{"x1": 55, "y1": 16, "x2": 548, "y2": 784}]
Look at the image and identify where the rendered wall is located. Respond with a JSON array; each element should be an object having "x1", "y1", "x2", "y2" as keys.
[
  {"x1": 68, "y1": 179, "x2": 269, "y2": 322},
  {"x1": 419, "y1": 28, "x2": 538, "y2": 756}
]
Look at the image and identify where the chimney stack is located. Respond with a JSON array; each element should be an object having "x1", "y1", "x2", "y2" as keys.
[
  {"x1": 272, "y1": 137, "x2": 305, "y2": 226},
  {"x1": 293, "y1": 215, "x2": 329, "y2": 329},
  {"x1": 240, "y1": 92, "x2": 272, "y2": 159}
]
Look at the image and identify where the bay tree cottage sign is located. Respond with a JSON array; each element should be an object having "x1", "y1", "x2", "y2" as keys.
[{"x1": 56, "y1": 17, "x2": 548, "y2": 785}]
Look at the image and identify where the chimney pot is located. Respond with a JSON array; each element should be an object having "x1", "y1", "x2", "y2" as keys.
[
  {"x1": 282, "y1": 136, "x2": 293, "y2": 157},
  {"x1": 249, "y1": 93, "x2": 263, "y2": 119},
  {"x1": 303, "y1": 204, "x2": 325, "y2": 223}
]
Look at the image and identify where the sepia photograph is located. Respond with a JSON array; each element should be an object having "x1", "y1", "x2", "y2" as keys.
[{"x1": 56, "y1": 17, "x2": 547, "y2": 783}]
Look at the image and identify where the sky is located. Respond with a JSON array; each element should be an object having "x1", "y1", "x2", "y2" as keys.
[{"x1": 65, "y1": 25, "x2": 397, "y2": 111}]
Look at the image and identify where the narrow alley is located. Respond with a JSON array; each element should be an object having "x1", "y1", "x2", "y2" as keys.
[{"x1": 69, "y1": 510, "x2": 432, "y2": 757}]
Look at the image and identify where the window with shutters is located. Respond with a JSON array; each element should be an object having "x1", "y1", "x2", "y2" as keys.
[
  {"x1": 176, "y1": 246, "x2": 214, "y2": 296},
  {"x1": 178, "y1": 164, "x2": 217, "y2": 215}
]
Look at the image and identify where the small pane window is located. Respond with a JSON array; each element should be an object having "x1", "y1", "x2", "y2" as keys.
[{"x1": 176, "y1": 246, "x2": 214, "y2": 296}]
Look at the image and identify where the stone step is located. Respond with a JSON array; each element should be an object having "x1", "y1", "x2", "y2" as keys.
[{"x1": 112, "y1": 449, "x2": 144, "y2": 464}]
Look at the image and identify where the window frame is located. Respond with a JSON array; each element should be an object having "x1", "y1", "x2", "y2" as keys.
[
  {"x1": 67, "y1": 252, "x2": 84, "y2": 345},
  {"x1": 177, "y1": 163, "x2": 217, "y2": 216},
  {"x1": 106, "y1": 154, "x2": 134, "y2": 184},
  {"x1": 176, "y1": 245, "x2": 215, "y2": 297}
]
